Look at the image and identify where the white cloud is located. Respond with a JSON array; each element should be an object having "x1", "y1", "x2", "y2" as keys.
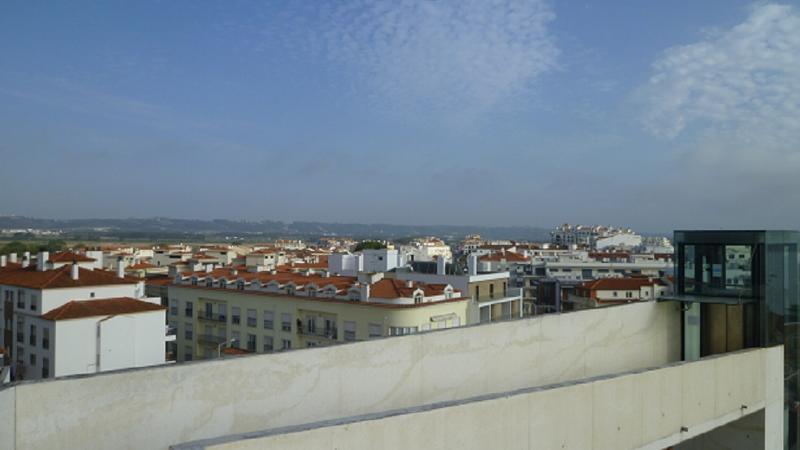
[
  {"x1": 634, "y1": 3, "x2": 800, "y2": 228},
  {"x1": 303, "y1": 0, "x2": 558, "y2": 114},
  {"x1": 640, "y1": 3, "x2": 800, "y2": 174}
]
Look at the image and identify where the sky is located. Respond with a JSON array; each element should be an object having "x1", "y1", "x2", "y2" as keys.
[{"x1": 0, "y1": 1, "x2": 798, "y2": 231}]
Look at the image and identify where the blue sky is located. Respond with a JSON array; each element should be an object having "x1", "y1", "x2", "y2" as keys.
[{"x1": 1, "y1": 1, "x2": 798, "y2": 231}]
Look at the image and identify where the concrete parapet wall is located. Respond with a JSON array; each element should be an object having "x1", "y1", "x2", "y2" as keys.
[
  {"x1": 0, "y1": 301, "x2": 680, "y2": 450},
  {"x1": 179, "y1": 347, "x2": 781, "y2": 450}
]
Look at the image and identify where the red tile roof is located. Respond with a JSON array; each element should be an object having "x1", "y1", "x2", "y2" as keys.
[
  {"x1": 370, "y1": 279, "x2": 450, "y2": 298},
  {"x1": 578, "y1": 277, "x2": 665, "y2": 291},
  {"x1": 127, "y1": 262, "x2": 157, "y2": 270},
  {"x1": 0, "y1": 265, "x2": 139, "y2": 289},
  {"x1": 479, "y1": 252, "x2": 528, "y2": 262},
  {"x1": 49, "y1": 251, "x2": 96, "y2": 263},
  {"x1": 41, "y1": 297, "x2": 165, "y2": 321}
]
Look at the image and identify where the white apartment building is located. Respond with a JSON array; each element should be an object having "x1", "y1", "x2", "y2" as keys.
[
  {"x1": 328, "y1": 249, "x2": 405, "y2": 276},
  {"x1": 400, "y1": 237, "x2": 452, "y2": 262},
  {"x1": 566, "y1": 277, "x2": 672, "y2": 309},
  {"x1": 550, "y1": 223, "x2": 641, "y2": 249},
  {"x1": 0, "y1": 252, "x2": 170, "y2": 381}
]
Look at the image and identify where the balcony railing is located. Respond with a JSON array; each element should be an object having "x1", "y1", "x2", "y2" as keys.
[
  {"x1": 298, "y1": 325, "x2": 338, "y2": 340},
  {"x1": 197, "y1": 334, "x2": 227, "y2": 345},
  {"x1": 198, "y1": 312, "x2": 227, "y2": 323},
  {"x1": 165, "y1": 325, "x2": 177, "y2": 336}
]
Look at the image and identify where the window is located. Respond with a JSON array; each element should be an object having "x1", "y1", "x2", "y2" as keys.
[
  {"x1": 281, "y1": 313, "x2": 292, "y2": 332},
  {"x1": 16, "y1": 318, "x2": 23, "y2": 343},
  {"x1": 625, "y1": 291, "x2": 633, "y2": 299},
  {"x1": 613, "y1": 291, "x2": 618, "y2": 297},
  {"x1": 281, "y1": 339, "x2": 292, "y2": 350},
  {"x1": 344, "y1": 321, "x2": 356, "y2": 341},
  {"x1": 185, "y1": 301, "x2": 193, "y2": 318},
  {"x1": 29, "y1": 353, "x2": 36, "y2": 366},
  {"x1": 389, "y1": 326, "x2": 418, "y2": 336},
  {"x1": 247, "y1": 334, "x2": 256, "y2": 351},
  {"x1": 42, "y1": 328, "x2": 50, "y2": 349},
  {"x1": 170, "y1": 299, "x2": 178, "y2": 316},
  {"x1": 42, "y1": 358, "x2": 49, "y2": 378},
  {"x1": 232, "y1": 331, "x2": 241, "y2": 347},
  {"x1": 17, "y1": 290, "x2": 24, "y2": 309},
  {"x1": 29, "y1": 324, "x2": 36, "y2": 346},
  {"x1": 368, "y1": 323, "x2": 382, "y2": 339},
  {"x1": 263, "y1": 336, "x2": 274, "y2": 352},
  {"x1": 30, "y1": 294, "x2": 38, "y2": 311},
  {"x1": 263, "y1": 311, "x2": 274, "y2": 329},
  {"x1": 247, "y1": 309, "x2": 257, "y2": 327},
  {"x1": 16, "y1": 347, "x2": 23, "y2": 363},
  {"x1": 232, "y1": 307, "x2": 241, "y2": 325},
  {"x1": 414, "y1": 293, "x2": 423, "y2": 304},
  {"x1": 185, "y1": 323, "x2": 193, "y2": 340},
  {"x1": 490, "y1": 284, "x2": 495, "y2": 299},
  {"x1": 184, "y1": 346, "x2": 193, "y2": 361}
]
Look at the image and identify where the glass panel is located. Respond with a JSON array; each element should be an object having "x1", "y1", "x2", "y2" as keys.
[
  {"x1": 683, "y1": 302, "x2": 701, "y2": 361},
  {"x1": 683, "y1": 245, "x2": 696, "y2": 293}
]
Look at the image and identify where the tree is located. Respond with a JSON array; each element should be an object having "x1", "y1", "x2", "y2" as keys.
[
  {"x1": 354, "y1": 240, "x2": 386, "y2": 251},
  {"x1": 0, "y1": 241, "x2": 30, "y2": 255}
]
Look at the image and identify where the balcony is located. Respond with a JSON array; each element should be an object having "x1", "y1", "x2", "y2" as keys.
[
  {"x1": 165, "y1": 325, "x2": 177, "y2": 342},
  {"x1": 197, "y1": 334, "x2": 227, "y2": 345},
  {"x1": 298, "y1": 324, "x2": 338, "y2": 340},
  {"x1": 198, "y1": 312, "x2": 227, "y2": 323}
]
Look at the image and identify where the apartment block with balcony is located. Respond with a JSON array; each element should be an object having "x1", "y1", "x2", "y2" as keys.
[{"x1": 168, "y1": 267, "x2": 471, "y2": 361}]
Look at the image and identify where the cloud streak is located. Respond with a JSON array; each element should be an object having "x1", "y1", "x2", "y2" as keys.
[
  {"x1": 302, "y1": 0, "x2": 558, "y2": 115},
  {"x1": 640, "y1": 3, "x2": 800, "y2": 173}
]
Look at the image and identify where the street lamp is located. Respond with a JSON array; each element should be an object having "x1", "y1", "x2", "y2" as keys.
[{"x1": 217, "y1": 338, "x2": 237, "y2": 358}]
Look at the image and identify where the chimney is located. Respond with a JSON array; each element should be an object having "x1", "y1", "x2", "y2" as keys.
[
  {"x1": 360, "y1": 283, "x2": 370, "y2": 301},
  {"x1": 467, "y1": 254, "x2": 478, "y2": 276},
  {"x1": 9, "y1": 253, "x2": 17, "y2": 263},
  {"x1": 205, "y1": 264, "x2": 213, "y2": 273},
  {"x1": 0, "y1": 255, "x2": 5, "y2": 267},
  {"x1": 71, "y1": 263, "x2": 79, "y2": 281},
  {"x1": 21, "y1": 254, "x2": 30, "y2": 268},
  {"x1": 406, "y1": 280, "x2": 413, "y2": 288},
  {"x1": 436, "y1": 256, "x2": 446, "y2": 275},
  {"x1": 116, "y1": 257, "x2": 126, "y2": 278},
  {"x1": 230, "y1": 269, "x2": 238, "y2": 277},
  {"x1": 37, "y1": 251, "x2": 49, "y2": 271}
]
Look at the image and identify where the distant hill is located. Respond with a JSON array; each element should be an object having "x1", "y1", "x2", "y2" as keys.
[{"x1": 0, "y1": 215, "x2": 552, "y2": 242}]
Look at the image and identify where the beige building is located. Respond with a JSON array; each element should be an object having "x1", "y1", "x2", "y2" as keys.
[{"x1": 168, "y1": 269, "x2": 469, "y2": 361}]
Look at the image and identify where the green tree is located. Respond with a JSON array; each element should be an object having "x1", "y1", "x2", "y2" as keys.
[
  {"x1": 354, "y1": 240, "x2": 386, "y2": 251},
  {"x1": 0, "y1": 241, "x2": 30, "y2": 255}
]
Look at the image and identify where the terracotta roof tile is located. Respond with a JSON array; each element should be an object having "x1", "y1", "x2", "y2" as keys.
[
  {"x1": 41, "y1": 297, "x2": 165, "y2": 321},
  {"x1": 0, "y1": 265, "x2": 139, "y2": 289},
  {"x1": 49, "y1": 251, "x2": 96, "y2": 263}
]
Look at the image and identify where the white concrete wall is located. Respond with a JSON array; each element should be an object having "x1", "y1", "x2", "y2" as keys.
[
  {"x1": 41, "y1": 284, "x2": 142, "y2": 313},
  {"x1": 0, "y1": 301, "x2": 680, "y2": 450},
  {"x1": 53, "y1": 319, "x2": 98, "y2": 376},
  {"x1": 53, "y1": 310, "x2": 166, "y2": 377},
  {"x1": 182, "y1": 347, "x2": 781, "y2": 450}
]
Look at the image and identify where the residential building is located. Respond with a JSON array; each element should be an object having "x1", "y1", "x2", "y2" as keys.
[
  {"x1": 566, "y1": 276, "x2": 672, "y2": 309},
  {"x1": 550, "y1": 223, "x2": 641, "y2": 249},
  {"x1": 168, "y1": 268, "x2": 468, "y2": 361},
  {"x1": 0, "y1": 251, "x2": 170, "y2": 381},
  {"x1": 400, "y1": 237, "x2": 452, "y2": 262},
  {"x1": 328, "y1": 248, "x2": 405, "y2": 276}
]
